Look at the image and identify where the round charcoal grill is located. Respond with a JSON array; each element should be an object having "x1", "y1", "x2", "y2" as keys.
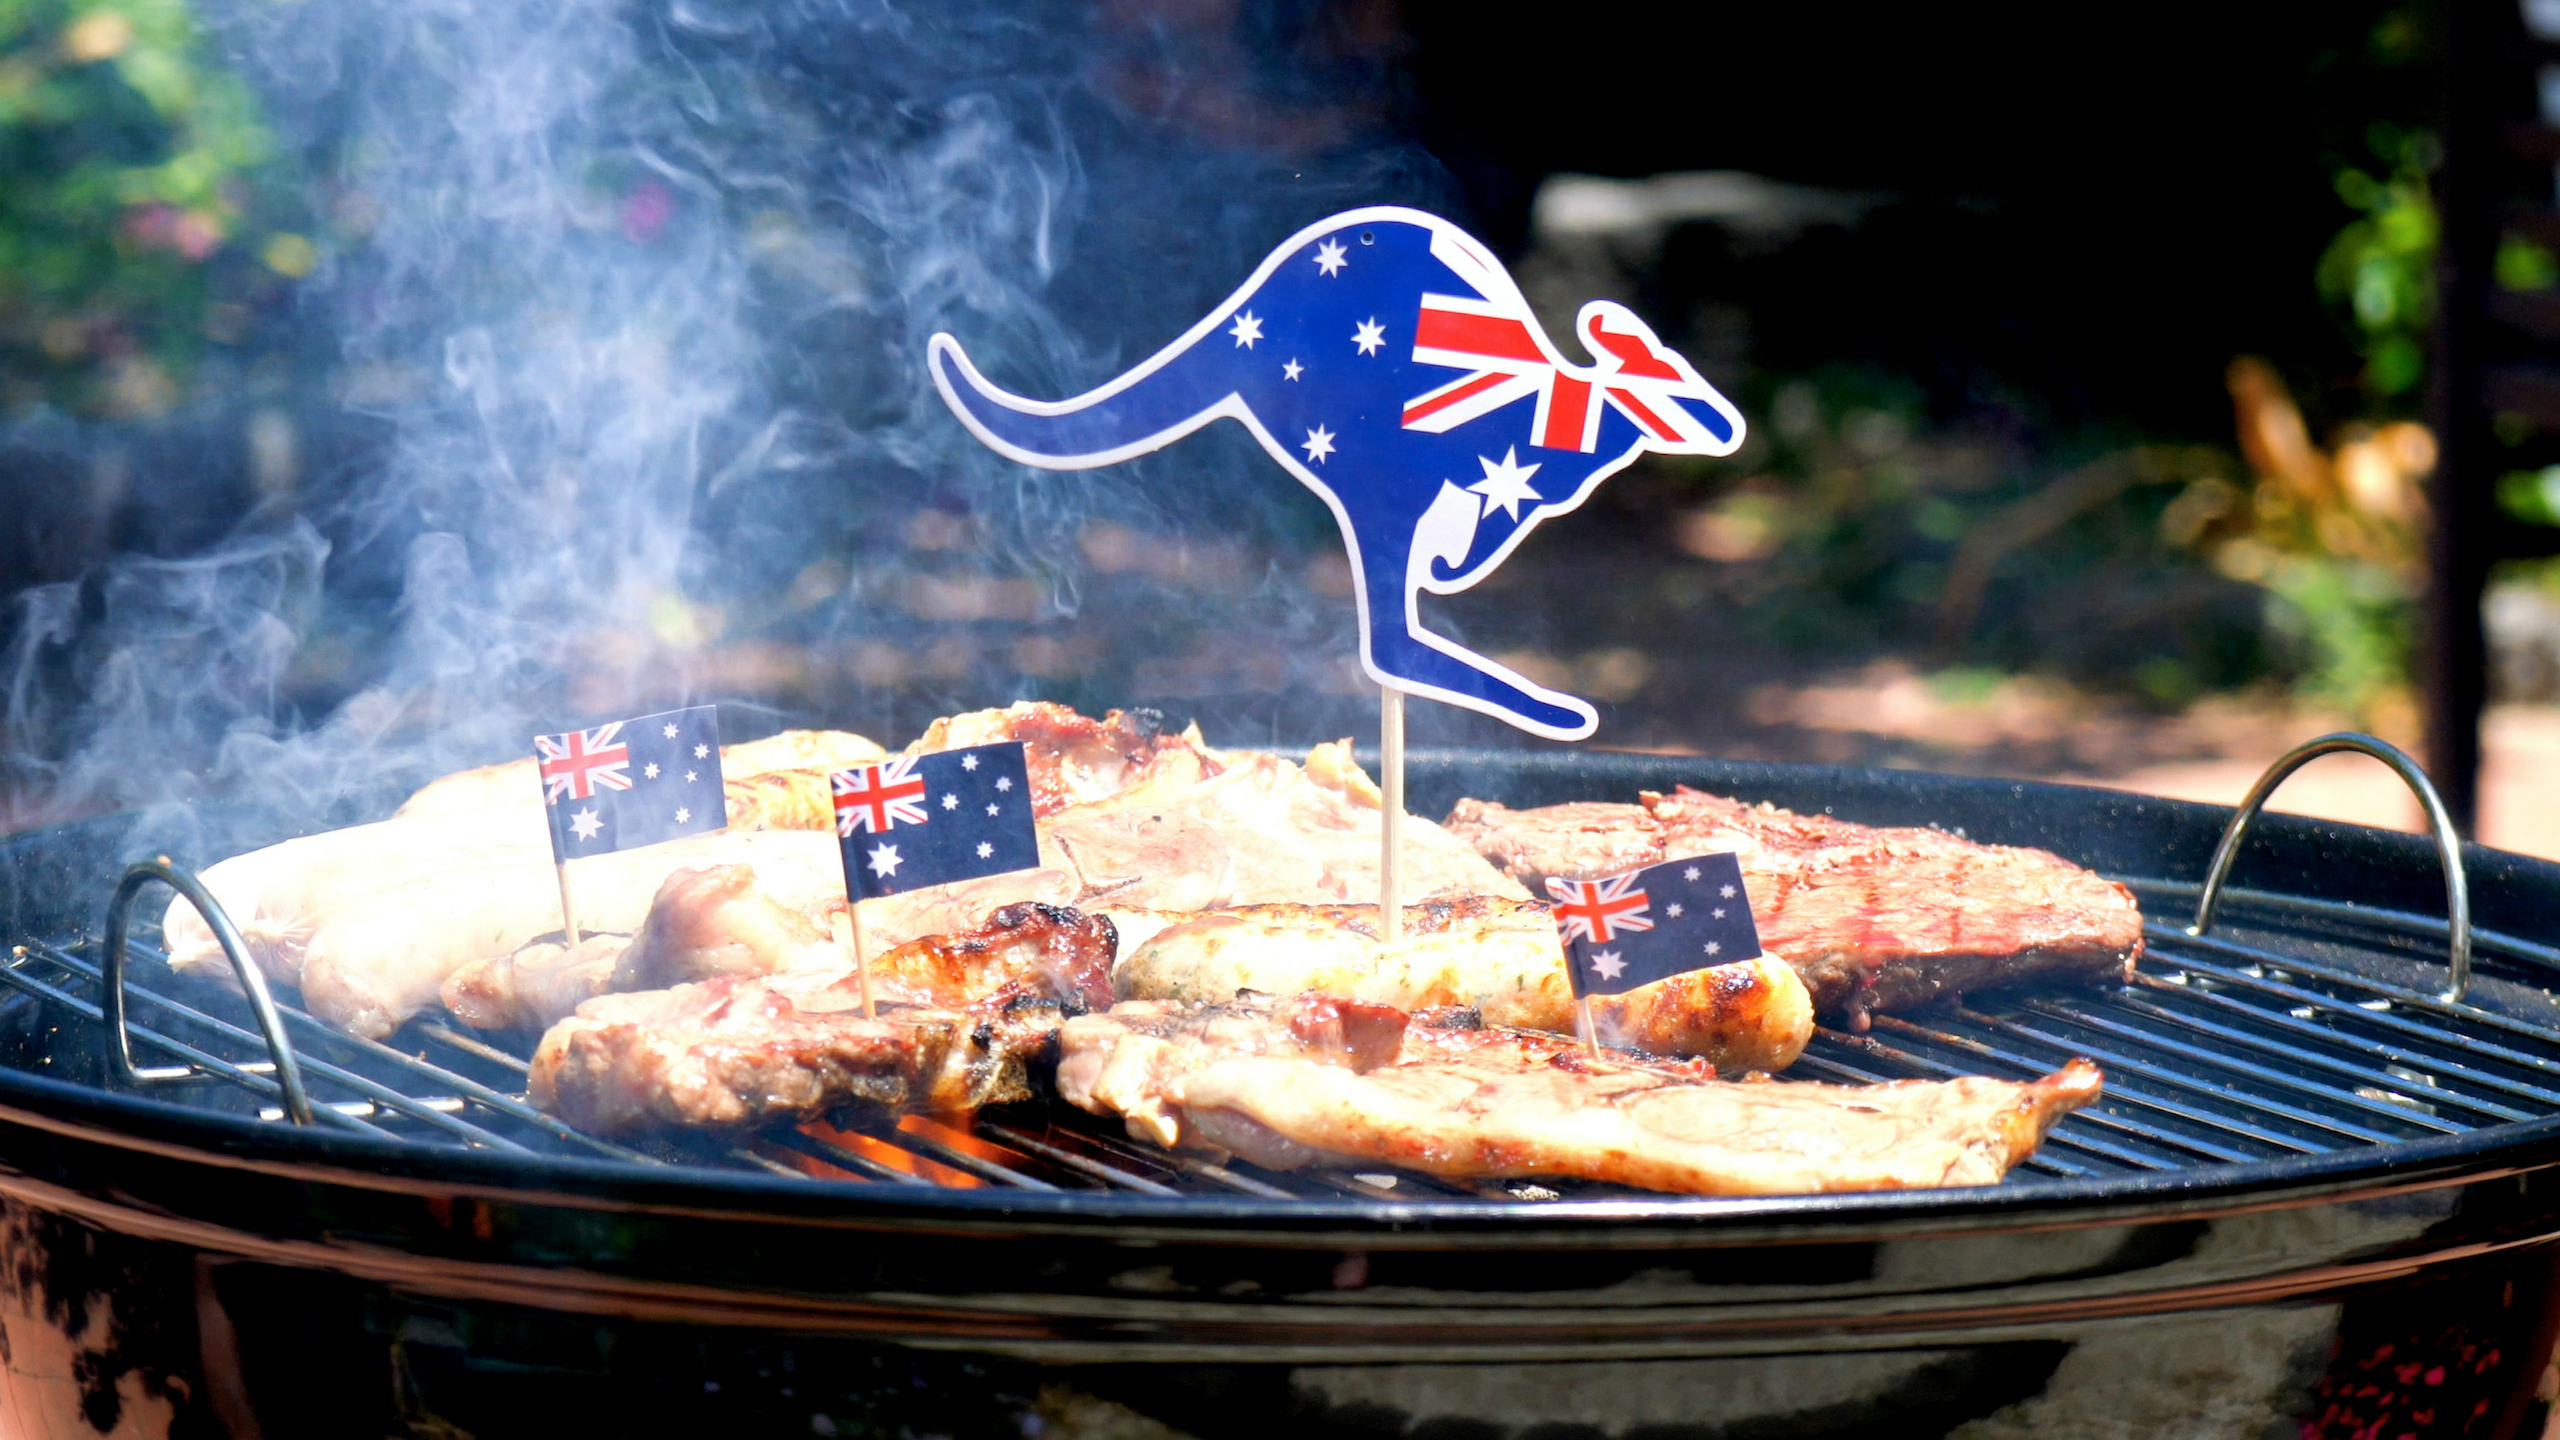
[{"x1": 0, "y1": 740, "x2": 2558, "y2": 1439}]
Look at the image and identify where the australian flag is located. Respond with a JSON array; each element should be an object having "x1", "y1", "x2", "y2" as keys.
[
  {"x1": 834, "y1": 742, "x2": 1041, "y2": 899},
  {"x1": 535, "y1": 705, "x2": 726, "y2": 861},
  {"x1": 1545, "y1": 852, "x2": 1762, "y2": 998}
]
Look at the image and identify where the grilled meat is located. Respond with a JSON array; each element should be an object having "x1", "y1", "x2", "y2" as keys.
[
  {"x1": 1054, "y1": 993, "x2": 1409, "y2": 1147},
  {"x1": 903, "y1": 701, "x2": 1218, "y2": 818},
  {"x1": 1113, "y1": 898, "x2": 1813, "y2": 1071},
  {"x1": 392, "y1": 728, "x2": 887, "y2": 820},
  {"x1": 530, "y1": 904, "x2": 1117, "y2": 1133},
  {"x1": 448, "y1": 737, "x2": 1520, "y2": 1031},
  {"x1": 1446, "y1": 787, "x2": 2143, "y2": 1020},
  {"x1": 1063, "y1": 1000, "x2": 2101, "y2": 1194}
]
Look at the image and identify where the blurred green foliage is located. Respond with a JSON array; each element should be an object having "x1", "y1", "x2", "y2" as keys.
[
  {"x1": 0, "y1": 0, "x2": 306, "y2": 416},
  {"x1": 2314, "y1": 121, "x2": 2438, "y2": 404}
]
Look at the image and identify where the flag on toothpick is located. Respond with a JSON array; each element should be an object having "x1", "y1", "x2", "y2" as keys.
[
  {"x1": 1545, "y1": 852, "x2": 1761, "y2": 998},
  {"x1": 535, "y1": 705, "x2": 727, "y2": 861},
  {"x1": 833, "y1": 742, "x2": 1041, "y2": 898}
]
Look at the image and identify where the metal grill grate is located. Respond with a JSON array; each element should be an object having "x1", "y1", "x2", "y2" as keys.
[{"x1": 3, "y1": 733, "x2": 2555, "y2": 1202}]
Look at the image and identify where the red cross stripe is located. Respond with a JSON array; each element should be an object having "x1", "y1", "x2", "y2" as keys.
[
  {"x1": 536, "y1": 724, "x2": 633, "y2": 802},
  {"x1": 1544, "y1": 872, "x2": 1655, "y2": 946},
  {"x1": 832, "y1": 757, "x2": 930, "y2": 837},
  {"x1": 1403, "y1": 295, "x2": 1731, "y2": 455}
]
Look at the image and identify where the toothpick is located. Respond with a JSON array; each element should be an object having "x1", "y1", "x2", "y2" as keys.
[
  {"x1": 1380, "y1": 684, "x2": 1405, "y2": 942},
  {"x1": 837, "y1": 903, "x2": 875, "y2": 1020},
  {"x1": 554, "y1": 861, "x2": 582, "y2": 947},
  {"x1": 1575, "y1": 993, "x2": 1600, "y2": 1060}
]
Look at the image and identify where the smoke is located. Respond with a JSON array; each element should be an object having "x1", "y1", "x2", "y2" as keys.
[{"x1": 0, "y1": 0, "x2": 1457, "y2": 858}]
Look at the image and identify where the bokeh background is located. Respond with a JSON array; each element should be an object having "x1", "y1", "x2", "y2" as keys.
[{"x1": 0, "y1": 0, "x2": 2544, "y2": 855}]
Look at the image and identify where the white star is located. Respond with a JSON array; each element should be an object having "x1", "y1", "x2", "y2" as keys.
[
  {"x1": 694, "y1": 743, "x2": 709, "y2": 759},
  {"x1": 644, "y1": 762, "x2": 660, "y2": 779},
  {"x1": 1302, "y1": 425, "x2": 1336, "y2": 463},
  {"x1": 1665, "y1": 902, "x2": 1683, "y2": 918},
  {"x1": 1721, "y1": 884, "x2": 1737, "y2": 898},
  {"x1": 1351, "y1": 317, "x2": 1386, "y2": 356},
  {"x1": 961, "y1": 754, "x2": 979, "y2": 771},
  {"x1": 986, "y1": 802, "x2": 1001, "y2": 817},
  {"x1": 675, "y1": 806, "x2": 692, "y2": 824},
  {"x1": 685, "y1": 770, "x2": 697, "y2": 783},
  {"x1": 1684, "y1": 866, "x2": 1701, "y2": 882},
  {"x1": 1229, "y1": 310, "x2": 1264, "y2": 349},
  {"x1": 1713, "y1": 907, "x2": 1726, "y2": 919},
  {"x1": 1704, "y1": 941, "x2": 1723, "y2": 956},
  {"x1": 867, "y1": 843, "x2": 902, "y2": 878},
  {"x1": 994, "y1": 775, "x2": 1013, "y2": 792},
  {"x1": 1589, "y1": 951, "x2": 1626, "y2": 981},
  {"x1": 662, "y1": 723, "x2": 679, "y2": 739},
  {"x1": 1313, "y1": 239, "x2": 1347, "y2": 276},
  {"x1": 1282, "y1": 358, "x2": 1303, "y2": 381},
  {"x1": 942, "y1": 792, "x2": 959, "y2": 810},
  {"x1": 976, "y1": 841, "x2": 994, "y2": 859},
  {"x1": 569, "y1": 808, "x2": 603, "y2": 842},
  {"x1": 1466, "y1": 446, "x2": 1544, "y2": 521}
]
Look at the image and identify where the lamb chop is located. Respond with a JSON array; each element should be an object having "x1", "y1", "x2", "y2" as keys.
[
  {"x1": 1445, "y1": 787, "x2": 2143, "y2": 1022},
  {"x1": 530, "y1": 903, "x2": 1116, "y2": 1133},
  {"x1": 1061, "y1": 1000, "x2": 2103, "y2": 1195},
  {"x1": 1111, "y1": 898, "x2": 1814, "y2": 1072}
]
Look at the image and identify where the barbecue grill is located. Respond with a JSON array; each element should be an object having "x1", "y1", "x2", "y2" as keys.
[{"x1": 0, "y1": 739, "x2": 2556, "y2": 1438}]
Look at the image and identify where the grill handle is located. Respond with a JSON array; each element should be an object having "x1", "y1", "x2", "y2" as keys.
[
  {"x1": 103, "y1": 858, "x2": 314, "y2": 1125},
  {"x1": 2189, "y1": 732, "x2": 2472, "y2": 1004}
]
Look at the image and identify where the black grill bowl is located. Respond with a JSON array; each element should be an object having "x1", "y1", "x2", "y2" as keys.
[{"x1": 0, "y1": 749, "x2": 2557, "y2": 1439}]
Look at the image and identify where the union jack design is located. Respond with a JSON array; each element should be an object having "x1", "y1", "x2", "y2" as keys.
[
  {"x1": 1545, "y1": 872, "x2": 1655, "y2": 946},
  {"x1": 832, "y1": 756, "x2": 931, "y2": 837},
  {"x1": 536, "y1": 723, "x2": 633, "y2": 802},
  {"x1": 1405, "y1": 291, "x2": 1735, "y2": 455}
]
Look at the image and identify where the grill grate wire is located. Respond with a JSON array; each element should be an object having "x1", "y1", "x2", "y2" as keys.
[
  {"x1": 3, "y1": 732, "x2": 2555, "y2": 1200},
  {"x1": 4, "y1": 889, "x2": 2560, "y2": 1199}
]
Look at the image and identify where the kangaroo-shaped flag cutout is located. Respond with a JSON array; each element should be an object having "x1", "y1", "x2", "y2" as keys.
[{"x1": 929, "y1": 206, "x2": 1746, "y2": 740}]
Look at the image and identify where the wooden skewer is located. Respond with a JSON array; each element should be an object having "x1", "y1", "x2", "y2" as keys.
[
  {"x1": 1380, "y1": 684, "x2": 1405, "y2": 943},
  {"x1": 554, "y1": 861, "x2": 582, "y2": 947},
  {"x1": 1575, "y1": 993, "x2": 1600, "y2": 1060},
  {"x1": 836, "y1": 904, "x2": 875, "y2": 1020}
]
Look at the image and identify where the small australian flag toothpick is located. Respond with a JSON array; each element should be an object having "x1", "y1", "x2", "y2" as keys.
[
  {"x1": 833, "y1": 742, "x2": 1041, "y2": 899},
  {"x1": 1546, "y1": 852, "x2": 1762, "y2": 998},
  {"x1": 535, "y1": 705, "x2": 727, "y2": 860}
]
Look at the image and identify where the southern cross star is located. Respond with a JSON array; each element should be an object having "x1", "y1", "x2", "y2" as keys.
[
  {"x1": 684, "y1": 770, "x2": 697, "y2": 783},
  {"x1": 1229, "y1": 310, "x2": 1263, "y2": 349},
  {"x1": 961, "y1": 754, "x2": 978, "y2": 771},
  {"x1": 644, "y1": 762, "x2": 660, "y2": 779},
  {"x1": 675, "y1": 806, "x2": 691, "y2": 825},
  {"x1": 1282, "y1": 358, "x2": 1303, "y2": 381},
  {"x1": 569, "y1": 808, "x2": 603, "y2": 841},
  {"x1": 694, "y1": 744, "x2": 709, "y2": 759},
  {"x1": 1466, "y1": 446, "x2": 1543, "y2": 520},
  {"x1": 1589, "y1": 951, "x2": 1626, "y2": 981},
  {"x1": 1351, "y1": 318, "x2": 1386, "y2": 356},
  {"x1": 995, "y1": 775, "x2": 1013, "y2": 791},
  {"x1": 1703, "y1": 941, "x2": 1723, "y2": 956},
  {"x1": 1684, "y1": 866, "x2": 1701, "y2": 882},
  {"x1": 1721, "y1": 885, "x2": 1737, "y2": 898},
  {"x1": 976, "y1": 841, "x2": 994, "y2": 858},
  {"x1": 1665, "y1": 902, "x2": 1684, "y2": 918},
  {"x1": 867, "y1": 843, "x2": 902, "y2": 878},
  {"x1": 1313, "y1": 239, "x2": 1347, "y2": 276},
  {"x1": 985, "y1": 802, "x2": 1001, "y2": 817},
  {"x1": 662, "y1": 723, "x2": 679, "y2": 739},
  {"x1": 1302, "y1": 425, "x2": 1336, "y2": 463},
  {"x1": 942, "y1": 793, "x2": 958, "y2": 810}
]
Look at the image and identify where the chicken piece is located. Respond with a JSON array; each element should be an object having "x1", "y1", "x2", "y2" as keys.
[
  {"x1": 1048, "y1": 743, "x2": 1525, "y2": 910},
  {"x1": 529, "y1": 904, "x2": 1119, "y2": 1133},
  {"x1": 1445, "y1": 788, "x2": 2143, "y2": 1020},
  {"x1": 440, "y1": 935, "x2": 628, "y2": 1032},
  {"x1": 1062, "y1": 1001, "x2": 2102, "y2": 1194},
  {"x1": 299, "y1": 830, "x2": 848, "y2": 1039},
  {"x1": 906, "y1": 702, "x2": 1223, "y2": 817},
  {"x1": 393, "y1": 728, "x2": 887, "y2": 819},
  {"x1": 1113, "y1": 899, "x2": 1812, "y2": 1072},
  {"x1": 1054, "y1": 993, "x2": 1410, "y2": 1148}
]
